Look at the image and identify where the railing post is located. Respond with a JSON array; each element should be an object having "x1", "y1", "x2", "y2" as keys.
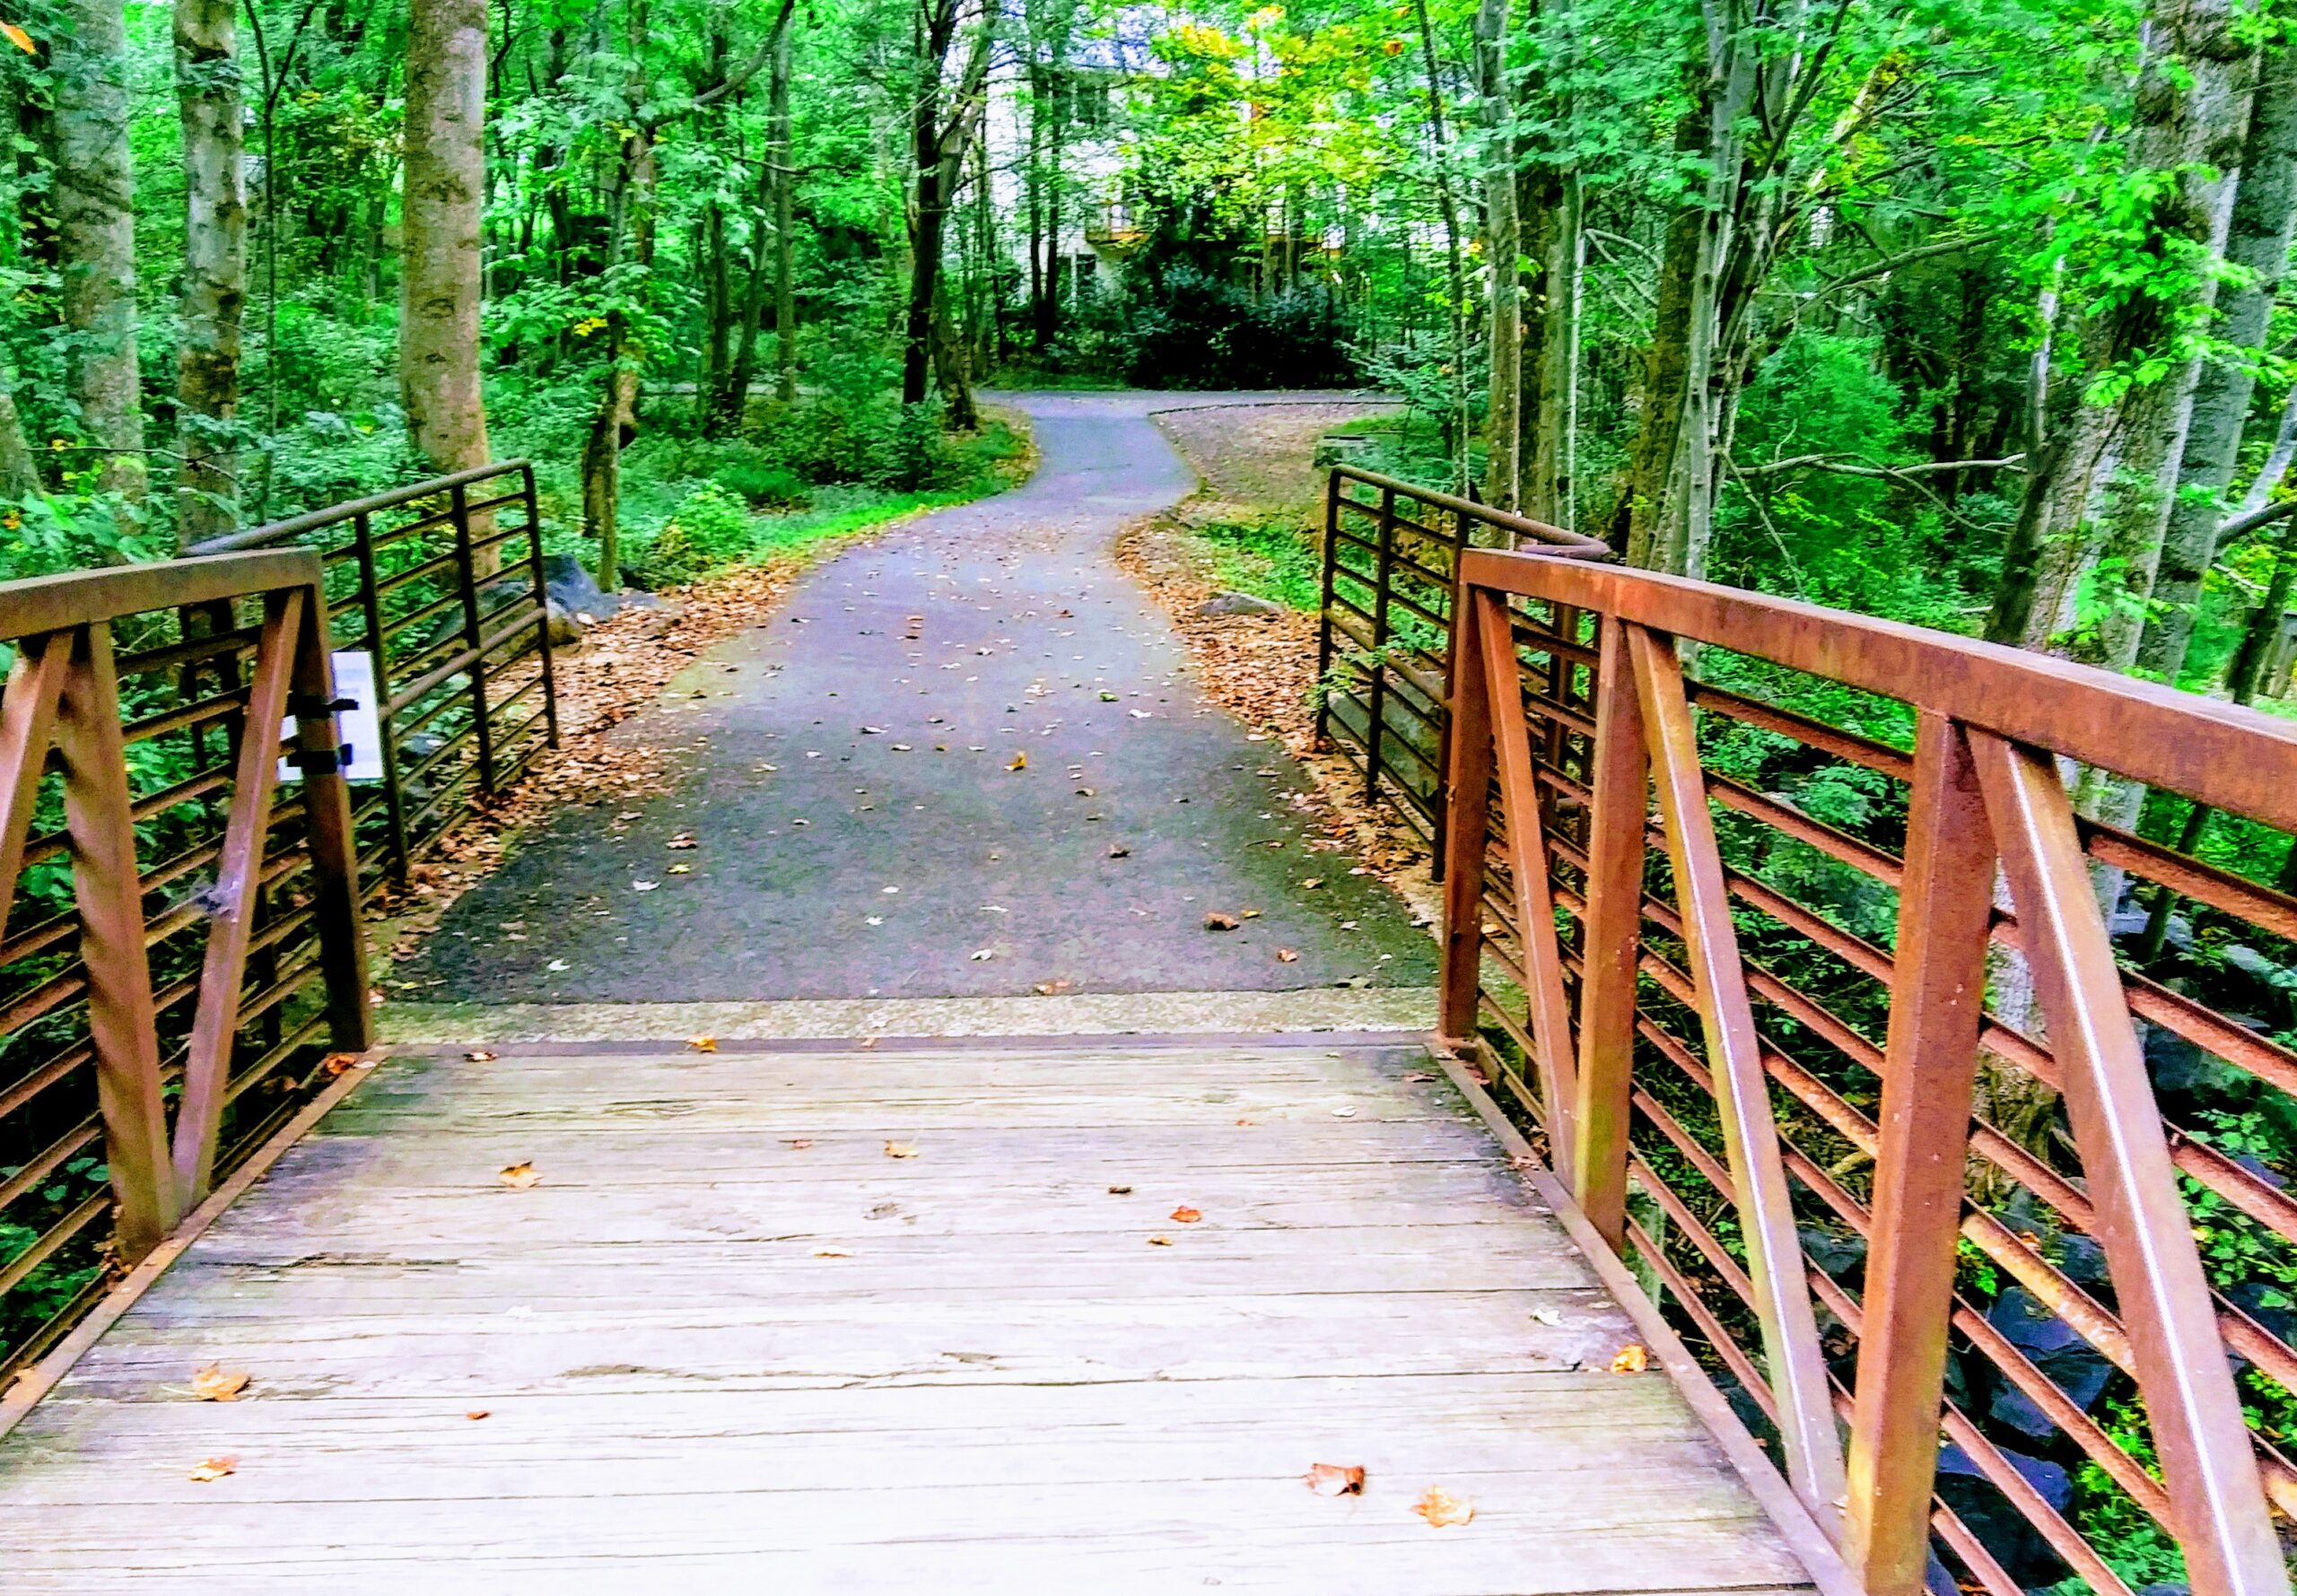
[
  {"x1": 450, "y1": 481, "x2": 497, "y2": 795},
  {"x1": 523, "y1": 464, "x2": 560, "y2": 748},
  {"x1": 1569, "y1": 614, "x2": 1646, "y2": 1247},
  {"x1": 351, "y1": 509, "x2": 411, "y2": 886},
  {"x1": 1844, "y1": 711, "x2": 1996, "y2": 1596},
  {"x1": 1365, "y1": 484, "x2": 1396, "y2": 807},
  {"x1": 291, "y1": 580, "x2": 376, "y2": 1056},
  {"x1": 54, "y1": 621, "x2": 180, "y2": 1259},
  {"x1": 1314, "y1": 470, "x2": 1341, "y2": 752},
  {"x1": 1437, "y1": 581, "x2": 1494, "y2": 1047},
  {"x1": 1430, "y1": 496, "x2": 1471, "y2": 885}
]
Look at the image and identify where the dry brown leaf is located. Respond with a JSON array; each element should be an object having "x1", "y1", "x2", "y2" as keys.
[
  {"x1": 1108, "y1": 1184, "x2": 1133, "y2": 1194},
  {"x1": 1007, "y1": 752, "x2": 1027, "y2": 771},
  {"x1": 1402, "y1": 1070, "x2": 1436, "y2": 1084},
  {"x1": 686, "y1": 1034, "x2": 718, "y2": 1052},
  {"x1": 813, "y1": 1247, "x2": 854, "y2": 1259},
  {"x1": 187, "y1": 1456, "x2": 238, "y2": 1483},
  {"x1": 463, "y1": 1050, "x2": 496, "y2": 1063},
  {"x1": 1171, "y1": 1206, "x2": 1202, "y2": 1224},
  {"x1": 1411, "y1": 1487, "x2": 1474, "y2": 1527},
  {"x1": 1276, "y1": 947, "x2": 1299, "y2": 963},
  {"x1": 465, "y1": 1409, "x2": 491, "y2": 1421},
  {"x1": 1146, "y1": 1234, "x2": 1175, "y2": 1247},
  {"x1": 1203, "y1": 911, "x2": 1241, "y2": 930},
  {"x1": 498, "y1": 1162, "x2": 540, "y2": 1190},
  {"x1": 858, "y1": 1035, "x2": 880, "y2": 1050},
  {"x1": 188, "y1": 1364, "x2": 249, "y2": 1403},
  {"x1": 1236, "y1": 1117, "x2": 1255, "y2": 1127},
  {"x1": 1610, "y1": 1343, "x2": 1650, "y2": 1374},
  {"x1": 1035, "y1": 978, "x2": 1074, "y2": 996},
  {"x1": 786, "y1": 1138, "x2": 815, "y2": 1149},
  {"x1": 322, "y1": 1052, "x2": 360, "y2": 1077},
  {"x1": 1305, "y1": 1463, "x2": 1367, "y2": 1496},
  {"x1": 884, "y1": 1141, "x2": 919, "y2": 1159}
]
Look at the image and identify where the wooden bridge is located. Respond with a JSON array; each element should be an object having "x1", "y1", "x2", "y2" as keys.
[{"x1": 0, "y1": 419, "x2": 2294, "y2": 1593}]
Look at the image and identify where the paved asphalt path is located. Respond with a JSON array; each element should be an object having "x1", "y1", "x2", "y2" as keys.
[{"x1": 400, "y1": 391, "x2": 1439, "y2": 1003}]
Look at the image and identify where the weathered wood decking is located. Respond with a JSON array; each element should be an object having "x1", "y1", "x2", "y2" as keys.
[{"x1": 0, "y1": 1033, "x2": 1813, "y2": 1592}]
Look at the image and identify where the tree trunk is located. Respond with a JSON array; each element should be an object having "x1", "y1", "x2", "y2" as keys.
[
  {"x1": 0, "y1": 359, "x2": 41, "y2": 501},
  {"x1": 2137, "y1": 35, "x2": 2297, "y2": 685},
  {"x1": 173, "y1": 0, "x2": 246, "y2": 547},
  {"x1": 903, "y1": 0, "x2": 991, "y2": 411},
  {"x1": 769, "y1": 0, "x2": 798, "y2": 401},
  {"x1": 1621, "y1": 119, "x2": 1701, "y2": 563},
  {"x1": 1527, "y1": 170, "x2": 1582, "y2": 528},
  {"x1": 2004, "y1": 0, "x2": 2256, "y2": 656},
  {"x1": 1473, "y1": 0, "x2": 1519, "y2": 512},
  {"x1": 53, "y1": 0, "x2": 147, "y2": 516},
  {"x1": 400, "y1": 0, "x2": 493, "y2": 479},
  {"x1": 1410, "y1": 0, "x2": 1472, "y2": 491}
]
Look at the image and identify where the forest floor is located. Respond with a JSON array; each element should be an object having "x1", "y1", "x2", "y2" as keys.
[
  {"x1": 1145, "y1": 397, "x2": 1397, "y2": 519},
  {"x1": 380, "y1": 390, "x2": 1441, "y2": 1022}
]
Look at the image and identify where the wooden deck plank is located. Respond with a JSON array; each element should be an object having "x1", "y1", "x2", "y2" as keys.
[{"x1": 0, "y1": 1039, "x2": 1814, "y2": 1592}]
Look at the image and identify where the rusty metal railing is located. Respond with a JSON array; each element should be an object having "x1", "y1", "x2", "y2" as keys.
[
  {"x1": 1440, "y1": 545, "x2": 2297, "y2": 1596},
  {"x1": 1314, "y1": 466, "x2": 1607, "y2": 877},
  {"x1": 0, "y1": 554, "x2": 372, "y2": 1381},
  {"x1": 186, "y1": 461, "x2": 559, "y2": 889}
]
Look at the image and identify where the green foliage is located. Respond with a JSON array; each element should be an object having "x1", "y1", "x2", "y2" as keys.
[{"x1": 1185, "y1": 512, "x2": 1323, "y2": 610}]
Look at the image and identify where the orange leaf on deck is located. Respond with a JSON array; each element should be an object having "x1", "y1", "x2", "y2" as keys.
[
  {"x1": 884, "y1": 1141, "x2": 918, "y2": 1159},
  {"x1": 498, "y1": 1162, "x2": 540, "y2": 1189},
  {"x1": 1170, "y1": 1206, "x2": 1201, "y2": 1224},
  {"x1": 1007, "y1": 752, "x2": 1027, "y2": 771},
  {"x1": 686, "y1": 1034, "x2": 718, "y2": 1052},
  {"x1": 786, "y1": 1138, "x2": 815, "y2": 1149},
  {"x1": 188, "y1": 1364, "x2": 249, "y2": 1402},
  {"x1": 1305, "y1": 1463, "x2": 1366, "y2": 1496},
  {"x1": 187, "y1": 1456, "x2": 238, "y2": 1483},
  {"x1": 1147, "y1": 1234, "x2": 1174, "y2": 1246},
  {"x1": 1411, "y1": 1487, "x2": 1474, "y2": 1527},
  {"x1": 1610, "y1": 1343, "x2": 1649, "y2": 1374},
  {"x1": 465, "y1": 1409, "x2": 491, "y2": 1421},
  {"x1": 1203, "y1": 911, "x2": 1240, "y2": 930}
]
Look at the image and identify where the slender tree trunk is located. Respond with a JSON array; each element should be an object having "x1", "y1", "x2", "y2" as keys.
[
  {"x1": 1410, "y1": 0, "x2": 1472, "y2": 491},
  {"x1": 0, "y1": 361, "x2": 41, "y2": 501},
  {"x1": 173, "y1": 0, "x2": 246, "y2": 546},
  {"x1": 1474, "y1": 0, "x2": 1519, "y2": 511},
  {"x1": 53, "y1": 0, "x2": 147, "y2": 516},
  {"x1": 2240, "y1": 382, "x2": 2297, "y2": 515},
  {"x1": 1622, "y1": 122, "x2": 1701, "y2": 563},
  {"x1": 769, "y1": 0, "x2": 798, "y2": 401},
  {"x1": 2138, "y1": 37, "x2": 2297, "y2": 685},
  {"x1": 401, "y1": 0, "x2": 493, "y2": 478},
  {"x1": 1528, "y1": 170, "x2": 1582, "y2": 527}
]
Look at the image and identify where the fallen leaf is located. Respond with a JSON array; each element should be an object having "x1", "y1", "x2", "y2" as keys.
[
  {"x1": 786, "y1": 1138, "x2": 815, "y2": 1149},
  {"x1": 686, "y1": 1034, "x2": 718, "y2": 1052},
  {"x1": 1008, "y1": 752, "x2": 1027, "y2": 771},
  {"x1": 463, "y1": 1050, "x2": 496, "y2": 1063},
  {"x1": 1306, "y1": 1463, "x2": 1367, "y2": 1496},
  {"x1": 1528, "y1": 1308, "x2": 1562, "y2": 1327},
  {"x1": 1107, "y1": 1184, "x2": 1133, "y2": 1195},
  {"x1": 970, "y1": 947, "x2": 996, "y2": 961},
  {"x1": 1170, "y1": 1206, "x2": 1202, "y2": 1224},
  {"x1": 1412, "y1": 1487, "x2": 1474, "y2": 1527},
  {"x1": 1236, "y1": 1117, "x2": 1254, "y2": 1127},
  {"x1": 498, "y1": 1161, "x2": 540, "y2": 1189},
  {"x1": 1147, "y1": 1234, "x2": 1175, "y2": 1246},
  {"x1": 813, "y1": 1247, "x2": 854, "y2": 1259},
  {"x1": 1610, "y1": 1343, "x2": 1650, "y2": 1374},
  {"x1": 1402, "y1": 1071, "x2": 1435, "y2": 1084},
  {"x1": 1299, "y1": 876, "x2": 1324, "y2": 890},
  {"x1": 1240, "y1": 909, "x2": 1262, "y2": 920},
  {"x1": 1099, "y1": 690, "x2": 1119, "y2": 702},
  {"x1": 1276, "y1": 948, "x2": 1299, "y2": 964},
  {"x1": 668, "y1": 863, "x2": 693, "y2": 874},
  {"x1": 1107, "y1": 843, "x2": 1131, "y2": 859},
  {"x1": 466, "y1": 1409, "x2": 491, "y2": 1421},
  {"x1": 188, "y1": 1364, "x2": 249, "y2": 1402},
  {"x1": 668, "y1": 833, "x2": 696, "y2": 849},
  {"x1": 858, "y1": 1035, "x2": 880, "y2": 1050},
  {"x1": 1204, "y1": 911, "x2": 1241, "y2": 931},
  {"x1": 546, "y1": 958, "x2": 571, "y2": 972},
  {"x1": 1035, "y1": 978, "x2": 1075, "y2": 996},
  {"x1": 884, "y1": 1142, "x2": 919, "y2": 1159},
  {"x1": 1331, "y1": 1104, "x2": 1358, "y2": 1120},
  {"x1": 187, "y1": 1456, "x2": 238, "y2": 1483}
]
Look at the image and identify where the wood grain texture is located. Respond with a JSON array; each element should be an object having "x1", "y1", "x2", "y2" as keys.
[{"x1": 0, "y1": 1037, "x2": 1816, "y2": 1593}]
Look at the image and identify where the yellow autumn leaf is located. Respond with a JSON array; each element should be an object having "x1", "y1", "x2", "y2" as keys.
[
  {"x1": 884, "y1": 1141, "x2": 918, "y2": 1159},
  {"x1": 1411, "y1": 1486, "x2": 1473, "y2": 1527},
  {"x1": 686, "y1": 1034, "x2": 717, "y2": 1052},
  {"x1": 498, "y1": 1161, "x2": 539, "y2": 1189},
  {"x1": 1610, "y1": 1343, "x2": 1649, "y2": 1374},
  {"x1": 1, "y1": 21, "x2": 35, "y2": 53},
  {"x1": 188, "y1": 1364, "x2": 249, "y2": 1402},
  {"x1": 187, "y1": 1455, "x2": 238, "y2": 1483}
]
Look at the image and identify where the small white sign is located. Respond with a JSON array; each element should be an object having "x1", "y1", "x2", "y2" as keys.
[{"x1": 278, "y1": 650, "x2": 386, "y2": 783}]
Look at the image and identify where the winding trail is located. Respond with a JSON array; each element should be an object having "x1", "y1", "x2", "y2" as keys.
[{"x1": 399, "y1": 392, "x2": 1437, "y2": 1013}]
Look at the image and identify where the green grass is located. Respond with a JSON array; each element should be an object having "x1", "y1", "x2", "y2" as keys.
[{"x1": 1187, "y1": 512, "x2": 1322, "y2": 612}]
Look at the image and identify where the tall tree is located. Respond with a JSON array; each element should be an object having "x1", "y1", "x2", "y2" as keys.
[
  {"x1": 903, "y1": 0, "x2": 994, "y2": 410},
  {"x1": 173, "y1": 0, "x2": 246, "y2": 545},
  {"x1": 52, "y1": 0, "x2": 145, "y2": 519},
  {"x1": 400, "y1": 0, "x2": 493, "y2": 482}
]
